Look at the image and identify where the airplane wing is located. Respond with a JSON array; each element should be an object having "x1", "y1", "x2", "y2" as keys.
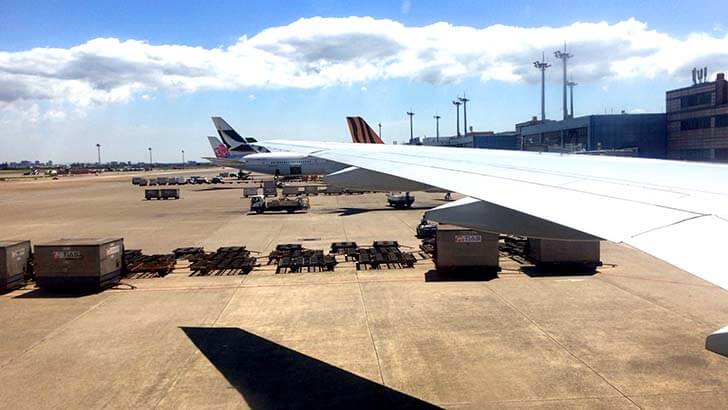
[{"x1": 263, "y1": 140, "x2": 728, "y2": 292}]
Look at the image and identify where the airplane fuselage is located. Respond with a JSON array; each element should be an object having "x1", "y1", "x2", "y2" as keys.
[{"x1": 228, "y1": 152, "x2": 346, "y2": 176}]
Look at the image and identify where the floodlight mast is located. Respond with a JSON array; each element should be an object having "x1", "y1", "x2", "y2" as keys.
[
  {"x1": 433, "y1": 114, "x2": 441, "y2": 142},
  {"x1": 567, "y1": 79, "x2": 578, "y2": 118},
  {"x1": 533, "y1": 52, "x2": 551, "y2": 121},
  {"x1": 406, "y1": 111, "x2": 415, "y2": 144},
  {"x1": 458, "y1": 95, "x2": 470, "y2": 135},
  {"x1": 554, "y1": 44, "x2": 573, "y2": 121},
  {"x1": 452, "y1": 100, "x2": 462, "y2": 136}
]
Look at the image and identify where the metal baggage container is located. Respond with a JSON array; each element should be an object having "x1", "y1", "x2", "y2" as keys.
[
  {"x1": 145, "y1": 189, "x2": 160, "y2": 200},
  {"x1": 435, "y1": 225, "x2": 499, "y2": 271},
  {"x1": 34, "y1": 238, "x2": 124, "y2": 289},
  {"x1": 527, "y1": 238, "x2": 600, "y2": 269},
  {"x1": 242, "y1": 187, "x2": 259, "y2": 197},
  {"x1": 263, "y1": 186, "x2": 278, "y2": 197},
  {"x1": 160, "y1": 188, "x2": 179, "y2": 199},
  {"x1": 0, "y1": 240, "x2": 31, "y2": 292}
]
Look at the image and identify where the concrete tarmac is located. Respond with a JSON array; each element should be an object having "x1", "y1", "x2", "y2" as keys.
[{"x1": 1, "y1": 171, "x2": 728, "y2": 409}]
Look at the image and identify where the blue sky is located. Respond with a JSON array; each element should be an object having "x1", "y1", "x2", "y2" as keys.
[{"x1": 1, "y1": 0, "x2": 727, "y2": 162}]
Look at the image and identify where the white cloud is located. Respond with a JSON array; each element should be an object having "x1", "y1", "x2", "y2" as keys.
[
  {"x1": 248, "y1": 93, "x2": 256, "y2": 100},
  {"x1": 0, "y1": 16, "x2": 727, "y2": 119},
  {"x1": 44, "y1": 109, "x2": 66, "y2": 120}
]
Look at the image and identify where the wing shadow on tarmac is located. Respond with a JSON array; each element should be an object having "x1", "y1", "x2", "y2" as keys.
[
  {"x1": 424, "y1": 269, "x2": 499, "y2": 282},
  {"x1": 181, "y1": 327, "x2": 440, "y2": 409},
  {"x1": 326, "y1": 206, "x2": 435, "y2": 217}
]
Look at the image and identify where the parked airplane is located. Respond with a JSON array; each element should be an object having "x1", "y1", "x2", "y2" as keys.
[
  {"x1": 206, "y1": 117, "x2": 346, "y2": 176},
  {"x1": 260, "y1": 138, "x2": 728, "y2": 356},
  {"x1": 340, "y1": 116, "x2": 452, "y2": 199},
  {"x1": 346, "y1": 116, "x2": 384, "y2": 144},
  {"x1": 211, "y1": 117, "x2": 270, "y2": 153}
]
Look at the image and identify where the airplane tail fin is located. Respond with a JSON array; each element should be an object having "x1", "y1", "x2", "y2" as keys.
[
  {"x1": 207, "y1": 136, "x2": 232, "y2": 158},
  {"x1": 211, "y1": 116, "x2": 257, "y2": 153},
  {"x1": 346, "y1": 116, "x2": 384, "y2": 144}
]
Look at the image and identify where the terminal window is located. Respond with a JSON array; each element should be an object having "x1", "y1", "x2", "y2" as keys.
[
  {"x1": 680, "y1": 117, "x2": 711, "y2": 131},
  {"x1": 715, "y1": 114, "x2": 728, "y2": 128},
  {"x1": 680, "y1": 92, "x2": 712, "y2": 108}
]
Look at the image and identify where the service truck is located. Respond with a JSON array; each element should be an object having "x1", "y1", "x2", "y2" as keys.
[{"x1": 249, "y1": 195, "x2": 309, "y2": 214}]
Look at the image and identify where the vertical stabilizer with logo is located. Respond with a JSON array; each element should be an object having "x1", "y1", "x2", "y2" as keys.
[
  {"x1": 208, "y1": 136, "x2": 243, "y2": 159},
  {"x1": 346, "y1": 116, "x2": 384, "y2": 144},
  {"x1": 211, "y1": 116, "x2": 257, "y2": 154}
]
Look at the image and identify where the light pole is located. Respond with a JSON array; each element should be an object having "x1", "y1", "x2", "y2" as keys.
[
  {"x1": 458, "y1": 96, "x2": 469, "y2": 136},
  {"x1": 452, "y1": 100, "x2": 462, "y2": 136},
  {"x1": 533, "y1": 52, "x2": 551, "y2": 121},
  {"x1": 433, "y1": 115, "x2": 441, "y2": 143},
  {"x1": 181, "y1": 149, "x2": 185, "y2": 169},
  {"x1": 406, "y1": 111, "x2": 415, "y2": 144},
  {"x1": 96, "y1": 143, "x2": 101, "y2": 165},
  {"x1": 148, "y1": 147, "x2": 153, "y2": 169},
  {"x1": 567, "y1": 79, "x2": 578, "y2": 118},
  {"x1": 554, "y1": 44, "x2": 573, "y2": 121},
  {"x1": 378, "y1": 123, "x2": 382, "y2": 139}
]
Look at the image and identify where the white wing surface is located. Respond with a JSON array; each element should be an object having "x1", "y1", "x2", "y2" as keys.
[{"x1": 264, "y1": 140, "x2": 728, "y2": 292}]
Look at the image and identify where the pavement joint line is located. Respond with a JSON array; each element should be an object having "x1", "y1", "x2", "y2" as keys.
[
  {"x1": 0, "y1": 294, "x2": 112, "y2": 370},
  {"x1": 356, "y1": 276, "x2": 386, "y2": 385},
  {"x1": 458, "y1": 394, "x2": 640, "y2": 407},
  {"x1": 628, "y1": 388, "x2": 726, "y2": 398},
  {"x1": 600, "y1": 272, "x2": 720, "y2": 289},
  {"x1": 595, "y1": 274, "x2": 716, "y2": 328},
  {"x1": 102, "y1": 275, "x2": 428, "y2": 294},
  {"x1": 152, "y1": 275, "x2": 247, "y2": 409},
  {"x1": 482, "y1": 283, "x2": 644, "y2": 409}
]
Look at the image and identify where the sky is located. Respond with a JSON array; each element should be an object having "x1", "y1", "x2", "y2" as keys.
[{"x1": 1, "y1": 0, "x2": 727, "y2": 163}]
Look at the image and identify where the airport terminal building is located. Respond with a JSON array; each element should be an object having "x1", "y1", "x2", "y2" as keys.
[
  {"x1": 419, "y1": 131, "x2": 520, "y2": 150},
  {"x1": 518, "y1": 113, "x2": 667, "y2": 158},
  {"x1": 666, "y1": 72, "x2": 728, "y2": 161}
]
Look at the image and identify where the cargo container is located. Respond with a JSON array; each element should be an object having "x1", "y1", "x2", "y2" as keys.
[
  {"x1": 34, "y1": 238, "x2": 124, "y2": 289},
  {"x1": 156, "y1": 176, "x2": 169, "y2": 185},
  {"x1": 527, "y1": 239, "x2": 600, "y2": 270},
  {"x1": 434, "y1": 225, "x2": 499, "y2": 272},
  {"x1": 263, "y1": 186, "x2": 278, "y2": 197},
  {"x1": 145, "y1": 189, "x2": 160, "y2": 200},
  {"x1": 242, "y1": 187, "x2": 259, "y2": 197},
  {"x1": 0, "y1": 240, "x2": 31, "y2": 292},
  {"x1": 160, "y1": 188, "x2": 180, "y2": 200}
]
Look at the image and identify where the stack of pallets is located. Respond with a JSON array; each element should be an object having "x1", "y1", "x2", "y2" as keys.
[
  {"x1": 189, "y1": 246, "x2": 257, "y2": 276},
  {"x1": 173, "y1": 247, "x2": 205, "y2": 259},
  {"x1": 330, "y1": 242, "x2": 359, "y2": 261},
  {"x1": 356, "y1": 241, "x2": 417, "y2": 270},
  {"x1": 123, "y1": 250, "x2": 176, "y2": 278},
  {"x1": 269, "y1": 244, "x2": 337, "y2": 273}
]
